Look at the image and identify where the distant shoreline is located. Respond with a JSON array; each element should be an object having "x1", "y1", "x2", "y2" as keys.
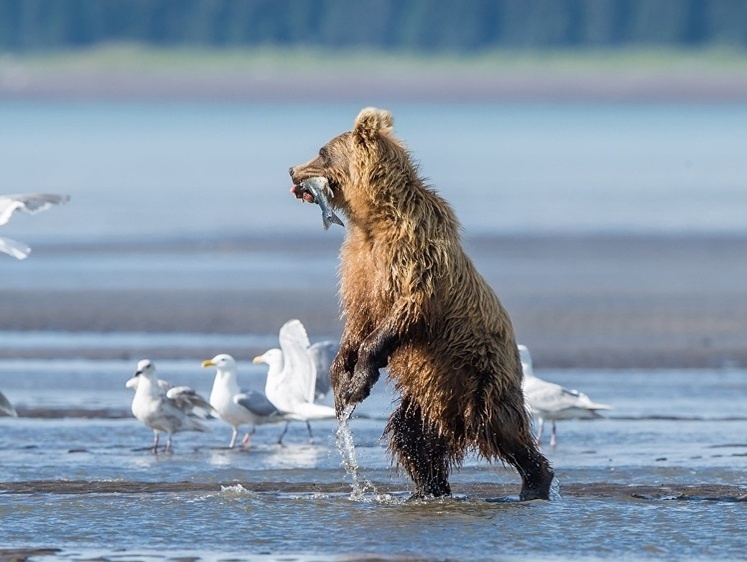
[{"x1": 2, "y1": 46, "x2": 747, "y2": 103}]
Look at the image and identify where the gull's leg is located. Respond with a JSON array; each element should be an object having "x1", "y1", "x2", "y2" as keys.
[
  {"x1": 241, "y1": 426, "x2": 256, "y2": 447},
  {"x1": 229, "y1": 427, "x2": 238, "y2": 449},
  {"x1": 306, "y1": 421, "x2": 314, "y2": 444},
  {"x1": 535, "y1": 418, "x2": 545, "y2": 444},
  {"x1": 276, "y1": 421, "x2": 290, "y2": 446},
  {"x1": 550, "y1": 422, "x2": 558, "y2": 447},
  {"x1": 152, "y1": 430, "x2": 159, "y2": 454},
  {"x1": 165, "y1": 434, "x2": 173, "y2": 453}
]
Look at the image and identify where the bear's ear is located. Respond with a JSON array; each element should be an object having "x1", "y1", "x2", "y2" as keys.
[{"x1": 353, "y1": 107, "x2": 394, "y2": 146}]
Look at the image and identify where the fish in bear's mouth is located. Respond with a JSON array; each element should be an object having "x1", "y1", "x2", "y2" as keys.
[
  {"x1": 290, "y1": 182, "x2": 316, "y2": 203},
  {"x1": 290, "y1": 176, "x2": 344, "y2": 230}
]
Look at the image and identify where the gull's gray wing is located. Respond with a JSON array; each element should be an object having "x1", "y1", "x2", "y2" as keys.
[
  {"x1": 166, "y1": 385, "x2": 214, "y2": 418},
  {"x1": 236, "y1": 390, "x2": 280, "y2": 418},
  {"x1": 0, "y1": 193, "x2": 70, "y2": 226},
  {"x1": 0, "y1": 389, "x2": 18, "y2": 417},
  {"x1": 157, "y1": 396, "x2": 209, "y2": 433},
  {"x1": 308, "y1": 340, "x2": 338, "y2": 399}
]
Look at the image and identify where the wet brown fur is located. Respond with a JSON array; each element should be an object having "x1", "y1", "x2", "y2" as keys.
[{"x1": 289, "y1": 107, "x2": 553, "y2": 499}]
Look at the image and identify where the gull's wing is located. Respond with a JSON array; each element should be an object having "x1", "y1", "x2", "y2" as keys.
[
  {"x1": 0, "y1": 193, "x2": 70, "y2": 226},
  {"x1": 278, "y1": 319, "x2": 316, "y2": 404},
  {"x1": 308, "y1": 340, "x2": 338, "y2": 399},
  {"x1": 0, "y1": 236, "x2": 32, "y2": 260},
  {"x1": 285, "y1": 401, "x2": 336, "y2": 422},
  {"x1": 157, "y1": 379, "x2": 172, "y2": 393},
  {"x1": 0, "y1": 389, "x2": 18, "y2": 417},
  {"x1": 157, "y1": 397, "x2": 209, "y2": 432},
  {"x1": 166, "y1": 385, "x2": 214, "y2": 419},
  {"x1": 236, "y1": 390, "x2": 280, "y2": 418}
]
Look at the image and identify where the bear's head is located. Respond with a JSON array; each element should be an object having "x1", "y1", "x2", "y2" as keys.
[{"x1": 289, "y1": 107, "x2": 411, "y2": 224}]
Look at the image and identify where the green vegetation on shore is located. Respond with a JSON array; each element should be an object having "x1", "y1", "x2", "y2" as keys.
[{"x1": 4, "y1": 43, "x2": 747, "y2": 78}]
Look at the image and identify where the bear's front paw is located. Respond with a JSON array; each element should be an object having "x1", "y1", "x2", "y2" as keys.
[
  {"x1": 332, "y1": 366, "x2": 356, "y2": 417},
  {"x1": 344, "y1": 362, "x2": 379, "y2": 405},
  {"x1": 333, "y1": 377, "x2": 352, "y2": 417}
]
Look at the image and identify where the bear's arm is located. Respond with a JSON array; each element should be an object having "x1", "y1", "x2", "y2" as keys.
[
  {"x1": 335, "y1": 297, "x2": 422, "y2": 411},
  {"x1": 334, "y1": 326, "x2": 397, "y2": 413}
]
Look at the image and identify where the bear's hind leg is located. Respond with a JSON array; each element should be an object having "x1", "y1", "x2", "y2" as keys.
[
  {"x1": 493, "y1": 415, "x2": 554, "y2": 500},
  {"x1": 385, "y1": 396, "x2": 452, "y2": 498},
  {"x1": 509, "y1": 443, "x2": 555, "y2": 501}
]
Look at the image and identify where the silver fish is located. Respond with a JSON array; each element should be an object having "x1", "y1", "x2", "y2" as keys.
[{"x1": 300, "y1": 177, "x2": 345, "y2": 230}]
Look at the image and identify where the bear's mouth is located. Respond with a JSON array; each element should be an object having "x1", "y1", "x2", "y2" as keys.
[
  {"x1": 290, "y1": 182, "x2": 317, "y2": 204},
  {"x1": 291, "y1": 176, "x2": 338, "y2": 203}
]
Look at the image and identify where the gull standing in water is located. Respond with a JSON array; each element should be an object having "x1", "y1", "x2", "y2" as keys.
[
  {"x1": 520, "y1": 344, "x2": 611, "y2": 446},
  {"x1": 0, "y1": 193, "x2": 69, "y2": 259},
  {"x1": 253, "y1": 319, "x2": 336, "y2": 444},
  {"x1": 201, "y1": 353, "x2": 287, "y2": 448},
  {"x1": 128, "y1": 359, "x2": 212, "y2": 453}
]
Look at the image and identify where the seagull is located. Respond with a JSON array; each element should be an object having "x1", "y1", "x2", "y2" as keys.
[
  {"x1": 0, "y1": 389, "x2": 18, "y2": 417},
  {"x1": 201, "y1": 353, "x2": 287, "y2": 448},
  {"x1": 253, "y1": 319, "x2": 336, "y2": 444},
  {"x1": 128, "y1": 359, "x2": 211, "y2": 453},
  {"x1": 0, "y1": 193, "x2": 70, "y2": 260},
  {"x1": 519, "y1": 344, "x2": 611, "y2": 447}
]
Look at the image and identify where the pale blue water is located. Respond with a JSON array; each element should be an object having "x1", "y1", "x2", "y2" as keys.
[{"x1": 1, "y1": 102, "x2": 746, "y2": 244}]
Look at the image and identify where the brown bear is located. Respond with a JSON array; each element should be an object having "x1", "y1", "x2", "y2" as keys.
[{"x1": 289, "y1": 107, "x2": 553, "y2": 500}]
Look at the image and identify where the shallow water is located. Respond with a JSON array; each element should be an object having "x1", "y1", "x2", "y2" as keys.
[{"x1": 0, "y1": 359, "x2": 745, "y2": 560}]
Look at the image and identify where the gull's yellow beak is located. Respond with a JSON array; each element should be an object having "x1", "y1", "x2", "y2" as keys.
[
  {"x1": 252, "y1": 356, "x2": 263, "y2": 364},
  {"x1": 201, "y1": 360, "x2": 215, "y2": 368}
]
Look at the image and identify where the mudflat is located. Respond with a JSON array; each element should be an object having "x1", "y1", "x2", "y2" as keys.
[{"x1": 3, "y1": 234, "x2": 746, "y2": 368}]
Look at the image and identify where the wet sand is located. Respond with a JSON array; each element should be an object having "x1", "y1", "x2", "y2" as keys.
[
  {"x1": 3, "y1": 234, "x2": 747, "y2": 369},
  {"x1": 0, "y1": 479, "x2": 744, "y2": 503}
]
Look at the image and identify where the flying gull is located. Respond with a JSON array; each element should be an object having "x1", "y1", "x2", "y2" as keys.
[{"x1": 0, "y1": 193, "x2": 69, "y2": 259}]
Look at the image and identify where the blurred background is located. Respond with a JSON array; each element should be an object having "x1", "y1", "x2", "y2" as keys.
[{"x1": 1, "y1": 0, "x2": 746, "y2": 367}]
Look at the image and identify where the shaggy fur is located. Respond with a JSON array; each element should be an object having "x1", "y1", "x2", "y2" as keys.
[{"x1": 289, "y1": 107, "x2": 553, "y2": 500}]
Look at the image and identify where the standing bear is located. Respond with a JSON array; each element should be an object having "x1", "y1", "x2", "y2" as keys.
[{"x1": 289, "y1": 107, "x2": 554, "y2": 500}]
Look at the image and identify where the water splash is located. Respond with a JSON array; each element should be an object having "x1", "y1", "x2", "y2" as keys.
[
  {"x1": 220, "y1": 483, "x2": 251, "y2": 495},
  {"x1": 549, "y1": 476, "x2": 563, "y2": 501},
  {"x1": 335, "y1": 404, "x2": 378, "y2": 501}
]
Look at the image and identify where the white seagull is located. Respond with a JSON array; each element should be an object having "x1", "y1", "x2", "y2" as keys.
[
  {"x1": 0, "y1": 389, "x2": 18, "y2": 417},
  {"x1": 253, "y1": 319, "x2": 336, "y2": 444},
  {"x1": 128, "y1": 359, "x2": 212, "y2": 453},
  {"x1": 0, "y1": 193, "x2": 70, "y2": 260},
  {"x1": 520, "y1": 344, "x2": 611, "y2": 447},
  {"x1": 201, "y1": 353, "x2": 287, "y2": 448}
]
